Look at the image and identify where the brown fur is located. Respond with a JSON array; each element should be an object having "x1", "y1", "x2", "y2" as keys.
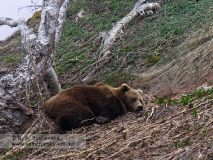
[{"x1": 43, "y1": 83, "x2": 143, "y2": 131}]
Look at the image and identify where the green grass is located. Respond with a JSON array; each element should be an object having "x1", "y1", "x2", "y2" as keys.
[
  {"x1": 192, "y1": 109, "x2": 197, "y2": 117},
  {"x1": 0, "y1": 55, "x2": 22, "y2": 64},
  {"x1": 2, "y1": 151, "x2": 23, "y2": 160},
  {"x1": 103, "y1": 72, "x2": 136, "y2": 86},
  {"x1": 125, "y1": 0, "x2": 213, "y2": 65},
  {"x1": 193, "y1": 88, "x2": 213, "y2": 98},
  {"x1": 145, "y1": 54, "x2": 160, "y2": 67},
  {"x1": 180, "y1": 95, "x2": 191, "y2": 105},
  {"x1": 154, "y1": 97, "x2": 165, "y2": 104},
  {"x1": 174, "y1": 138, "x2": 192, "y2": 148},
  {"x1": 56, "y1": 0, "x2": 133, "y2": 75},
  {"x1": 56, "y1": 0, "x2": 213, "y2": 85}
]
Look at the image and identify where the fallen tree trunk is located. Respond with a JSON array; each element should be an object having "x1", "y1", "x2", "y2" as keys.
[{"x1": 83, "y1": 0, "x2": 161, "y2": 81}]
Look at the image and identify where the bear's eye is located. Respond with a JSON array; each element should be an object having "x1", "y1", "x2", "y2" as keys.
[{"x1": 131, "y1": 98, "x2": 137, "y2": 102}]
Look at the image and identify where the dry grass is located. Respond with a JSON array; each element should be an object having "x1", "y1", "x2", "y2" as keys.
[
  {"x1": 1, "y1": 93, "x2": 213, "y2": 160},
  {"x1": 1, "y1": 1, "x2": 213, "y2": 159},
  {"x1": 134, "y1": 26, "x2": 213, "y2": 97}
]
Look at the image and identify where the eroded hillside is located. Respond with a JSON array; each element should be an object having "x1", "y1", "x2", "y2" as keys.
[
  {"x1": 1, "y1": 0, "x2": 213, "y2": 159},
  {"x1": 135, "y1": 27, "x2": 213, "y2": 97}
]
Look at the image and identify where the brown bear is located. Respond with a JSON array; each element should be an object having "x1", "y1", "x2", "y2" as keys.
[{"x1": 43, "y1": 83, "x2": 144, "y2": 131}]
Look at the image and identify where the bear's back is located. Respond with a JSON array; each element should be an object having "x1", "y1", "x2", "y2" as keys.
[{"x1": 43, "y1": 85, "x2": 125, "y2": 119}]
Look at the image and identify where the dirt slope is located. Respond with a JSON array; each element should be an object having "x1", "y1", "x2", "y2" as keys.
[{"x1": 1, "y1": 0, "x2": 213, "y2": 159}]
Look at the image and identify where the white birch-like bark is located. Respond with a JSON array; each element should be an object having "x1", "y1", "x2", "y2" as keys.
[
  {"x1": 55, "y1": 0, "x2": 70, "y2": 47},
  {"x1": 101, "y1": 1, "x2": 160, "y2": 59},
  {"x1": 0, "y1": 18, "x2": 18, "y2": 27},
  {"x1": 83, "y1": 0, "x2": 161, "y2": 81},
  {"x1": 0, "y1": 0, "x2": 70, "y2": 133}
]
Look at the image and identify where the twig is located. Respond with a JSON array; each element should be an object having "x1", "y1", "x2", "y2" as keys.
[
  {"x1": 105, "y1": 135, "x2": 151, "y2": 159},
  {"x1": 80, "y1": 118, "x2": 95, "y2": 124},
  {"x1": 7, "y1": 100, "x2": 34, "y2": 116},
  {"x1": 85, "y1": 140, "x2": 116, "y2": 159},
  {"x1": 163, "y1": 148, "x2": 184, "y2": 159},
  {"x1": 146, "y1": 107, "x2": 155, "y2": 122}
]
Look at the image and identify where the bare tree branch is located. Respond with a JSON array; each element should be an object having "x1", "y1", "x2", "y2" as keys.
[
  {"x1": 55, "y1": 0, "x2": 70, "y2": 47},
  {"x1": 0, "y1": 18, "x2": 18, "y2": 27},
  {"x1": 7, "y1": 100, "x2": 34, "y2": 116},
  {"x1": 83, "y1": 0, "x2": 161, "y2": 81},
  {"x1": 18, "y1": 5, "x2": 42, "y2": 13},
  {"x1": 101, "y1": 1, "x2": 160, "y2": 59}
]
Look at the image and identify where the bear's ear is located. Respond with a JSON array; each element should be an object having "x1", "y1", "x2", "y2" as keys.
[
  {"x1": 137, "y1": 89, "x2": 143, "y2": 96},
  {"x1": 121, "y1": 84, "x2": 130, "y2": 92}
]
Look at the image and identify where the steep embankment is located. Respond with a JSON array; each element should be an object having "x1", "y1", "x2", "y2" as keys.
[
  {"x1": 1, "y1": 0, "x2": 213, "y2": 159},
  {"x1": 135, "y1": 27, "x2": 213, "y2": 97},
  {"x1": 54, "y1": 0, "x2": 213, "y2": 94}
]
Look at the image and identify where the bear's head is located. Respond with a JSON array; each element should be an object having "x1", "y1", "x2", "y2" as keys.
[{"x1": 118, "y1": 84, "x2": 144, "y2": 112}]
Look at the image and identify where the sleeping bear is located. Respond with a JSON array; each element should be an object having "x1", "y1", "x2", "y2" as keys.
[{"x1": 43, "y1": 83, "x2": 144, "y2": 131}]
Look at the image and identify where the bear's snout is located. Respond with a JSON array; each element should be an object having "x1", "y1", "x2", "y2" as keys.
[{"x1": 136, "y1": 105, "x2": 143, "y2": 112}]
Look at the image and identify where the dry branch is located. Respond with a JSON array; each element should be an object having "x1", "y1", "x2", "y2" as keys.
[
  {"x1": 146, "y1": 106, "x2": 155, "y2": 122},
  {"x1": 0, "y1": 17, "x2": 18, "y2": 27},
  {"x1": 7, "y1": 100, "x2": 34, "y2": 116},
  {"x1": 105, "y1": 135, "x2": 151, "y2": 159},
  {"x1": 83, "y1": 0, "x2": 161, "y2": 81},
  {"x1": 101, "y1": 1, "x2": 160, "y2": 58}
]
